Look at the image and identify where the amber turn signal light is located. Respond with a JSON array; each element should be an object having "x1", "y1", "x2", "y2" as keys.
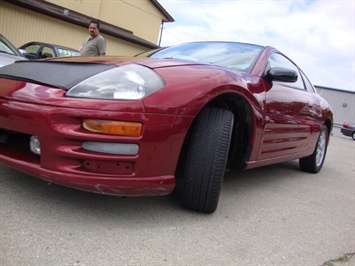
[{"x1": 83, "y1": 119, "x2": 142, "y2": 137}]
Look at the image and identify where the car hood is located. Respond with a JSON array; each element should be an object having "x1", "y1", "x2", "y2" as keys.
[
  {"x1": 46, "y1": 55, "x2": 209, "y2": 69},
  {"x1": 0, "y1": 53, "x2": 26, "y2": 68},
  {"x1": 0, "y1": 56, "x2": 207, "y2": 90}
]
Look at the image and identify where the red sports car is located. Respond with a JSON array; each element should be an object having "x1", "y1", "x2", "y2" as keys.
[{"x1": 0, "y1": 42, "x2": 333, "y2": 213}]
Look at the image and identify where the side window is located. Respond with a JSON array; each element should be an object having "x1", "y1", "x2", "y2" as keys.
[
  {"x1": 41, "y1": 46, "x2": 55, "y2": 58},
  {"x1": 268, "y1": 53, "x2": 305, "y2": 90},
  {"x1": 23, "y1": 44, "x2": 41, "y2": 55}
]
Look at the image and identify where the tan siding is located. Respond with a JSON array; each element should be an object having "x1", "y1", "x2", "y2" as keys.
[
  {"x1": 0, "y1": 2, "x2": 88, "y2": 49},
  {"x1": 99, "y1": 0, "x2": 162, "y2": 42},
  {"x1": 46, "y1": 0, "x2": 103, "y2": 20},
  {"x1": 0, "y1": 2, "x2": 150, "y2": 56},
  {"x1": 104, "y1": 34, "x2": 151, "y2": 55},
  {"x1": 46, "y1": 0, "x2": 162, "y2": 43}
]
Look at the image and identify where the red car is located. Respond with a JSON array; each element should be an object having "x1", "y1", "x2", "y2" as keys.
[{"x1": 0, "y1": 42, "x2": 332, "y2": 213}]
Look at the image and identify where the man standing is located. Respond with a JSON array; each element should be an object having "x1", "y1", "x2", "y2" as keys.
[{"x1": 80, "y1": 20, "x2": 106, "y2": 56}]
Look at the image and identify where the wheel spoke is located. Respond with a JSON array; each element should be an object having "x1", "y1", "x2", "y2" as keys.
[{"x1": 316, "y1": 131, "x2": 326, "y2": 166}]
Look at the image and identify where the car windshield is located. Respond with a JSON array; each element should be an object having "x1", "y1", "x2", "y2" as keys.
[
  {"x1": 55, "y1": 47, "x2": 80, "y2": 57},
  {"x1": 0, "y1": 34, "x2": 21, "y2": 56},
  {"x1": 138, "y1": 42, "x2": 264, "y2": 72}
]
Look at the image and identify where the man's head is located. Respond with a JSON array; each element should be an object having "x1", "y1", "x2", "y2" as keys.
[{"x1": 89, "y1": 20, "x2": 100, "y2": 37}]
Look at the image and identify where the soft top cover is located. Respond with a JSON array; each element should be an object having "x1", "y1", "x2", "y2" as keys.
[{"x1": 0, "y1": 60, "x2": 116, "y2": 90}]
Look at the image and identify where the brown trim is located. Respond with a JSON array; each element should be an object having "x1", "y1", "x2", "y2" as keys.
[
  {"x1": 151, "y1": 0, "x2": 174, "y2": 22},
  {"x1": 4, "y1": 0, "x2": 169, "y2": 49}
]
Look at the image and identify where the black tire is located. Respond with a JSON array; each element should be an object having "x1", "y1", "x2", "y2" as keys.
[
  {"x1": 181, "y1": 107, "x2": 234, "y2": 213},
  {"x1": 352, "y1": 132, "x2": 355, "y2": 141},
  {"x1": 299, "y1": 125, "x2": 328, "y2": 173}
]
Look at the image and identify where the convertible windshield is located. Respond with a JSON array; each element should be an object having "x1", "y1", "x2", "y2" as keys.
[{"x1": 138, "y1": 42, "x2": 264, "y2": 72}]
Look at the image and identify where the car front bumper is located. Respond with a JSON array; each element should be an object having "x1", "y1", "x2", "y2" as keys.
[{"x1": 0, "y1": 98, "x2": 192, "y2": 196}]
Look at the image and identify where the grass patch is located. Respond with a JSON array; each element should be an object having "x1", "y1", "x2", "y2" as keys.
[{"x1": 323, "y1": 253, "x2": 354, "y2": 266}]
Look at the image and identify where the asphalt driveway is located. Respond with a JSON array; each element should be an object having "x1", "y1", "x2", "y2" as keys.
[{"x1": 0, "y1": 135, "x2": 354, "y2": 265}]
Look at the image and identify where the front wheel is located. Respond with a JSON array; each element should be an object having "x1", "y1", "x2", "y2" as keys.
[
  {"x1": 181, "y1": 107, "x2": 234, "y2": 213},
  {"x1": 299, "y1": 125, "x2": 329, "y2": 173}
]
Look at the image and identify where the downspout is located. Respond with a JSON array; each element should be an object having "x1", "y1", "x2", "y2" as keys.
[
  {"x1": 98, "y1": 0, "x2": 104, "y2": 19},
  {"x1": 158, "y1": 20, "x2": 164, "y2": 47}
]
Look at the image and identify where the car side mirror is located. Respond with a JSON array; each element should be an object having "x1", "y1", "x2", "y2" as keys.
[
  {"x1": 18, "y1": 49, "x2": 29, "y2": 57},
  {"x1": 266, "y1": 67, "x2": 298, "y2": 83},
  {"x1": 18, "y1": 49, "x2": 36, "y2": 59}
]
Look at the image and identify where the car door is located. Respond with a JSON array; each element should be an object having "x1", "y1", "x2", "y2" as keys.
[
  {"x1": 20, "y1": 43, "x2": 41, "y2": 59},
  {"x1": 258, "y1": 52, "x2": 322, "y2": 160}
]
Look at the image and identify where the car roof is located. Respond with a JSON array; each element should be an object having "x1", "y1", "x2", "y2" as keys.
[{"x1": 19, "y1": 41, "x2": 79, "y2": 52}]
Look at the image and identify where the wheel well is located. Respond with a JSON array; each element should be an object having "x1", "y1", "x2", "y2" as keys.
[
  {"x1": 175, "y1": 93, "x2": 253, "y2": 182},
  {"x1": 324, "y1": 119, "x2": 332, "y2": 138}
]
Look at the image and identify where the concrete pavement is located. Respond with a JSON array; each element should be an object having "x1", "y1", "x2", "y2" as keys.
[{"x1": 0, "y1": 135, "x2": 354, "y2": 265}]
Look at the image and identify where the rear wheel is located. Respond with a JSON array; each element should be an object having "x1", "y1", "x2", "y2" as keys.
[
  {"x1": 352, "y1": 131, "x2": 355, "y2": 141},
  {"x1": 181, "y1": 107, "x2": 234, "y2": 213},
  {"x1": 299, "y1": 125, "x2": 328, "y2": 173}
]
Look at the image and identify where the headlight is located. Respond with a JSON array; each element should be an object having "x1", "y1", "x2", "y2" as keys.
[{"x1": 66, "y1": 64, "x2": 165, "y2": 100}]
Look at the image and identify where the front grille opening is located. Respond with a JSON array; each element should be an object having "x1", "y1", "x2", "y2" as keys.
[{"x1": 0, "y1": 128, "x2": 32, "y2": 154}]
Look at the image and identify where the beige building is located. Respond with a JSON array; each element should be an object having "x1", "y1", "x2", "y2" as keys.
[
  {"x1": 0, "y1": 0, "x2": 174, "y2": 56},
  {"x1": 315, "y1": 86, "x2": 355, "y2": 128}
]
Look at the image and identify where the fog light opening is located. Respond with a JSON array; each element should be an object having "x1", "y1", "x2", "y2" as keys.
[
  {"x1": 82, "y1": 142, "x2": 139, "y2": 155},
  {"x1": 30, "y1": 136, "x2": 41, "y2": 155}
]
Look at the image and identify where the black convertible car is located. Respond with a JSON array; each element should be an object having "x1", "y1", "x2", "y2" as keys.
[{"x1": 19, "y1": 41, "x2": 80, "y2": 59}]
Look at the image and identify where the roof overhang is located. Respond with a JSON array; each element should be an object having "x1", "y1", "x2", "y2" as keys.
[{"x1": 150, "y1": 0, "x2": 174, "y2": 23}]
